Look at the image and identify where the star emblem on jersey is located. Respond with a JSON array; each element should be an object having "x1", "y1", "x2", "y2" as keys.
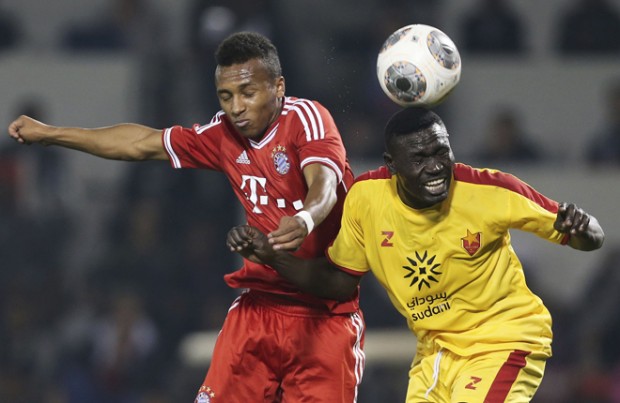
[
  {"x1": 402, "y1": 251, "x2": 442, "y2": 290},
  {"x1": 271, "y1": 144, "x2": 290, "y2": 175},
  {"x1": 195, "y1": 386, "x2": 215, "y2": 402},
  {"x1": 461, "y1": 229, "x2": 482, "y2": 256}
]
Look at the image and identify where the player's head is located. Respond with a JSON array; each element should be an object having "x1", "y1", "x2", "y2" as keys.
[
  {"x1": 215, "y1": 31, "x2": 282, "y2": 79},
  {"x1": 214, "y1": 32, "x2": 285, "y2": 140},
  {"x1": 383, "y1": 107, "x2": 455, "y2": 209}
]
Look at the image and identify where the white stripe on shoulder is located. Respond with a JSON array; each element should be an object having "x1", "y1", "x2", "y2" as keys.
[
  {"x1": 195, "y1": 111, "x2": 225, "y2": 134},
  {"x1": 300, "y1": 156, "x2": 343, "y2": 183},
  {"x1": 294, "y1": 100, "x2": 319, "y2": 140},
  {"x1": 163, "y1": 128, "x2": 182, "y2": 169},
  {"x1": 282, "y1": 97, "x2": 295, "y2": 115},
  {"x1": 301, "y1": 99, "x2": 325, "y2": 140},
  {"x1": 287, "y1": 99, "x2": 326, "y2": 142}
]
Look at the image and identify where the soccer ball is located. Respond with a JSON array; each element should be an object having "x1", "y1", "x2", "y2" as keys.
[{"x1": 377, "y1": 24, "x2": 462, "y2": 107}]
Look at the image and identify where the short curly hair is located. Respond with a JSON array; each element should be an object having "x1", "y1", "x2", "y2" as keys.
[
  {"x1": 384, "y1": 107, "x2": 446, "y2": 149},
  {"x1": 215, "y1": 31, "x2": 282, "y2": 80}
]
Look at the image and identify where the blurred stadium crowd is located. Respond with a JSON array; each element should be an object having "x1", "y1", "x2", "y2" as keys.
[{"x1": 1, "y1": 0, "x2": 620, "y2": 402}]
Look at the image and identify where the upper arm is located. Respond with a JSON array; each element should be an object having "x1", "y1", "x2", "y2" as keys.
[
  {"x1": 302, "y1": 163, "x2": 339, "y2": 190},
  {"x1": 135, "y1": 126, "x2": 168, "y2": 160}
]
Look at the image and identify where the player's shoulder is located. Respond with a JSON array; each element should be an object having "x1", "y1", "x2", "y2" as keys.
[
  {"x1": 453, "y1": 163, "x2": 525, "y2": 189},
  {"x1": 453, "y1": 162, "x2": 555, "y2": 204},
  {"x1": 349, "y1": 166, "x2": 392, "y2": 196},
  {"x1": 192, "y1": 110, "x2": 227, "y2": 135},
  {"x1": 282, "y1": 96, "x2": 331, "y2": 117},
  {"x1": 354, "y1": 165, "x2": 392, "y2": 183}
]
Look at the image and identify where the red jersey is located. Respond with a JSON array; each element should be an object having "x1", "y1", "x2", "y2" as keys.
[{"x1": 163, "y1": 96, "x2": 357, "y2": 313}]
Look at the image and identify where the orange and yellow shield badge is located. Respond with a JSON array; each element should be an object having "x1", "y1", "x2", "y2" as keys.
[{"x1": 461, "y1": 229, "x2": 481, "y2": 256}]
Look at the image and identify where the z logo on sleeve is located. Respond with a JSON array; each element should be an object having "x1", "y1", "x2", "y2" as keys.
[
  {"x1": 465, "y1": 376, "x2": 482, "y2": 390},
  {"x1": 381, "y1": 231, "x2": 394, "y2": 247}
]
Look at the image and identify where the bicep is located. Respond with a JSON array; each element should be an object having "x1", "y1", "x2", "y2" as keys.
[
  {"x1": 302, "y1": 163, "x2": 338, "y2": 189},
  {"x1": 135, "y1": 126, "x2": 168, "y2": 160}
]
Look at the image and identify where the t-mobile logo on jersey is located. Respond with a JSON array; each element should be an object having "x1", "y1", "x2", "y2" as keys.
[
  {"x1": 241, "y1": 175, "x2": 268, "y2": 213},
  {"x1": 240, "y1": 175, "x2": 303, "y2": 214}
]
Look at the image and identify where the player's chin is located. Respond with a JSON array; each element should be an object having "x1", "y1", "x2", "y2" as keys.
[{"x1": 421, "y1": 190, "x2": 449, "y2": 206}]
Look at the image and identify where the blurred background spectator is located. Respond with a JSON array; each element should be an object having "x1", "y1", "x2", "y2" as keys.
[
  {"x1": 61, "y1": 0, "x2": 174, "y2": 128},
  {"x1": 586, "y1": 78, "x2": 620, "y2": 167},
  {"x1": 0, "y1": 0, "x2": 21, "y2": 52},
  {"x1": 0, "y1": 1, "x2": 619, "y2": 402},
  {"x1": 555, "y1": 0, "x2": 620, "y2": 55},
  {"x1": 474, "y1": 106, "x2": 543, "y2": 166},
  {"x1": 566, "y1": 243, "x2": 620, "y2": 403},
  {"x1": 459, "y1": 0, "x2": 527, "y2": 55}
]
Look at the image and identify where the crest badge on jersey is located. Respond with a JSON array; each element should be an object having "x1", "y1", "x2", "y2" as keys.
[
  {"x1": 461, "y1": 229, "x2": 481, "y2": 256},
  {"x1": 272, "y1": 144, "x2": 290, "y2": 175},
  {"x1": 195, "y1": 386, "x2": 215, "y2": 403}
]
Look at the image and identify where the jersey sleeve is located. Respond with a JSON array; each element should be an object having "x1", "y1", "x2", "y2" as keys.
[
  {"x1": 326, "y1": 183, "x2": 370, "y2": 276},
  {"x1": 454, "y1": 165, "x2": 570, "y2": 246},
  {"x1": 162, "y1": 120, "x2": 223, "y2": 171},
  {"x1": 288, "y1": 99, "x2": 347, "y2": 183},
  {"x1": 505, "y1": 177, "x2": 570, "y2": 245}
]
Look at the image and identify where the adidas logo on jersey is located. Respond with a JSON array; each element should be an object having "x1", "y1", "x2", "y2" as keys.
[{"x1": 236, "y1": 150, "x2": 251, "y2": 164}]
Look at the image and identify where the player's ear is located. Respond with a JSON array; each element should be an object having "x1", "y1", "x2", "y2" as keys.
[
  {"x1": 276, "y1": 76, "x2": 285, "y2": 97},
  {"x1": 384, "y1": 152, "x2": 396, "y2": 174}
]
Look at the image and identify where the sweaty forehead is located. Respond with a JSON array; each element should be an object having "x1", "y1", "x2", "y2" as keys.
[
  {"x1": 400, "y1": 123, "x2": 449, "y2": 146},
  {"x1": 215, "y1": 59, "x2": 270, "y2": 86},
  {"x1": 216, "y1": 65, "x2": 255, "y2": 84}
]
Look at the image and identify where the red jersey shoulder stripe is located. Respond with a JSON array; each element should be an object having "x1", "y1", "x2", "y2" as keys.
[
  {"x1": 354, "y1": 165, "x2": 392, "y2": 183},
  {"x1": 453, "y1": 163, "x2": 559, "y2": 213}
]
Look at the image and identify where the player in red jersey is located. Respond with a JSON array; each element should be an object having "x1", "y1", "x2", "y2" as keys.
[{"x1": 8, "y1": 32, "x2": 364, "y2": 402}]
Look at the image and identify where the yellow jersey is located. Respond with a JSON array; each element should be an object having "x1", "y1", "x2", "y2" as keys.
[{"x1": 327, "y1": 163, "x2": 569, "y2": 357}]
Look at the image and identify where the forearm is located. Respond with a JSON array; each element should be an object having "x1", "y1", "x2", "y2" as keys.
[
  {"x1": 301, "y1": 164, "x2": 338, "y2": 227},
  {"x1": 44, "y1": 123, "x2": 166, "y2": 161},
  {"x1": 265, "y1": 253, "x2": 359, "y2": 301}
]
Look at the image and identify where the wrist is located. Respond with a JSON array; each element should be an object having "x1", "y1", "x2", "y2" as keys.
[{"x1": 294, "y1": 211, "x2": 315, "y2": 234}]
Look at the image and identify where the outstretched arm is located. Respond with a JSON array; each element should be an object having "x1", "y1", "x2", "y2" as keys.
[
  {"x1": 268, "y1": 163, "x2": 339, "y2": 251},
  {"x1": 554, "y1": 202, "x2": 605, "y2": 251},
  {"x1": 8, "y1": 115, "x2": 168, "y2": 161},
  {"x1": 228, "y1": 225, "x2": 360, "y2": 301}
]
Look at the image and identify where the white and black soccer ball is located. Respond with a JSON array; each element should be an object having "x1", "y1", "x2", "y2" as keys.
[{"x1": 377, "y1": 24, "x2": 462, "y2": 107}]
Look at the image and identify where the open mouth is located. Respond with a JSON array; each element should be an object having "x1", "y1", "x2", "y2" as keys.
[{"x1": 423, "y1": 178, "x2": 447, "y2": 195}]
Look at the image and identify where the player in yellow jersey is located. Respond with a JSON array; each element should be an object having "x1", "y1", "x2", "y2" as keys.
[{"x1": 225, "y1": 107, "x2": 605, "y2": 402}]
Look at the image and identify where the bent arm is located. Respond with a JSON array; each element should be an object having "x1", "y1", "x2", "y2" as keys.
[
  {"x1": 8, "y1": 115, "x2": 168, "y2": 161},
  {"x1": 267, "y1": 253, "x2": 361, "y2": 301},
  {"x1": 300, "y1": 163, "x2": 339, "y2": 227},
  {"x1": 268, "y1": 163, "x2": 339, "y2": 250},
  {"x1": 228, "y1": 225, "x2": 361, "y2": 301}
]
